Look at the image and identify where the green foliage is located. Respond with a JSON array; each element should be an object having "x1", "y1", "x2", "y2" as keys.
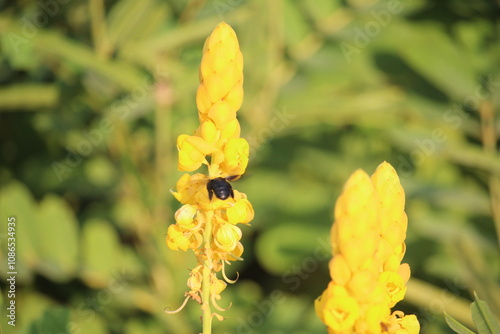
[
  {"x1": 445, "y1": 293, "x2": 500, "y2": 334},
  {"x1": 0, "y1": 0, "x2": 499, "y2": 333},
  {"x1": 28, "y1": 307, "x2": 71, "y2": 334}
]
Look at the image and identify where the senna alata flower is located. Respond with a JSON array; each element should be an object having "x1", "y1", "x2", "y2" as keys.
[
  {"x1": 165, "y1": 22, "x2": 253, "y2": 329},
  {"x1": 316, "y1": 162, "x2": 420, "y2": 334}
]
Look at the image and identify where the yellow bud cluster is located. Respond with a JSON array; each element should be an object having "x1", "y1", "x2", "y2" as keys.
[
  {"x1": 177, "y1": 21, "x2": 248, "y2": 178},
  {"x1": 166, "y1": 22, "x2": 253, "y2": 317},
  {"x1": 315, "y1": 162, "x2": 419, "y2": 334}
]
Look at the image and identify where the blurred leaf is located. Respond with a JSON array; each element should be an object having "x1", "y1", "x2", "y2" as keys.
[
  {"x1": 0, "y1": 182, "x2": 38, "y2": 282},
  {"x1": 108, "y1": 0, "x2": 170, "y2": 48},
  {"x1": 381, "y1": 21, "x2": 477, "y2": 100},
  {"x1": 0, "y1": 19, "x2": 39, "y2": 71},
  {"x1": 36, "y1": 194, "x2": 79, "y2": 281},
  {"x1": 471, "y1": 293, "x2": 500, "y2": 334},
  {"x1": 256, "y1": 223, "x2": 327, "y2": 274},
  {"x1": 34, "y1": 30, "x2": 146, "y2": 91},
  {"x1": 390, "y1": 128, "x2": 500, "y2": 176},
  {"x1": 0, "y1": 84, "x2": 59, "y2": 110},
  {"x1": 445, "y1": 312, "x2": 476, "y2": 334},
  {"x1": 454, "y1": 233, "x2": 500, "y2": 317},
  {"x1": 120, "y1": 8, "x2": 253, "y2": 66},
  {"x1": 29, "y1": 307, "x2": 70, "y2": 334},
  {"x1": 124, "y1": 318, "x2": 164, "y2": 334},
  {"x1": 284, "y1": 0, "x2": 312, "y2": 45},
  {"x1": 81, "y1": 218, "x2": 123, "y2": 287},
  {"x1": 71, "y1": 308, "x2": 108, "y2": 334},
  {"x1": 83, "y1": 155, "x2": 117, "y2": 187}
]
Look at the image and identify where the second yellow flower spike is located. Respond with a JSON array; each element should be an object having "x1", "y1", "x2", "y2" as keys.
[{"x1": 316, "y1": 162, "x2": 420, "y2": 334}]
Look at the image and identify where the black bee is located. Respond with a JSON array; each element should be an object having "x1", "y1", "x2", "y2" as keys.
[{"x1": 207, "y1": 175, "x2": 239, "y2": 200}]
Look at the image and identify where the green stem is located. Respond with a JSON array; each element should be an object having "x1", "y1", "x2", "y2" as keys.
[
  {"x1": 202, "y1": 211, "x2": 214, "y2": 334},
  {"x1": 479, "y1": 102, "x2": 500, "y2": 247}
]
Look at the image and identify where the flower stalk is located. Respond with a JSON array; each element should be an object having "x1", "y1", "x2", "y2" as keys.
[
  {"x1": 315, "y1": 162, "x2": 420, "y2": 334},
  {"x1": 202, "y1": 210, "x2": 213, "y2": 334},
  {"x1": 166, "y1": 22, "x2": 253, "y2": 334}
]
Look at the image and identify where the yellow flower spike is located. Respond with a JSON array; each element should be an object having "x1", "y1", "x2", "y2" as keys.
[
  {"x1": 316, "y1": 162, "x2": 419, "y2": 334},
  {"x1": 167, "y1": 22, "x2": 251, "y2": 333},
  {"x1": 197, "y1": 22, "x2": 243, "y2": 116}
]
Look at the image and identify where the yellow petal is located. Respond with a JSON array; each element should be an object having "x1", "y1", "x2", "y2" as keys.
[
  {"x1": 226, "y1": 199, "x2": 254, "y2": 224},
  {"x1": 319, "y1": 284, "x2": 360, "y2": 332},
  {"x1": 220, "y1": 138, "x2": 249, "y2": 176},
  {"x1": 220, "y1": 118, "x2": 241, "y2": 139},
  {"x1": 199, "y1": 120, "x2": 219, "y2": 143},
  {"x1": 329, "y1": 255, "x2": 351, "y2": 286},
  {"x1": 214, "y1": 222, "x2": 241, "y2": 252},
  {"x1": 208, "y1": 100, "x2": 236, "y2": 128},
  {"x1": 196, "y1": 84, "x2": 212, "y2": 114},
  {"x1": 166, "y1": 224, "x2": 190, "y2": 251},
  {"x1": 174, "y1": 204, "x2": 198, "y2": 229}
]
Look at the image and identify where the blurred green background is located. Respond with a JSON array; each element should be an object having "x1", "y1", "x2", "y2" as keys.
[{"x1": 1, "y1": 0, "x2": 499, "y2": 333}]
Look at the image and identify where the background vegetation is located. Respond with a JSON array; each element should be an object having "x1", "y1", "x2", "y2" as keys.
[{"x1": 0, "y1": 0, "x2": 499, "y2": 333}]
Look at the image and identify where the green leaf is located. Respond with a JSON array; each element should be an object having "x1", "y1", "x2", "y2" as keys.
[
  {"x1": 381, "y1": 22, "x2": 477, "y2": 100},
  {"x1": 0, "y1": 84, "x2": 59, "y2": 110},
  {"x1": 36, "y1": 195, "x2": 79, "y2": 281},
  {"x1": 29, "y1": 307, "x2": 70, "y2": 334},
  {"x1": 471, "y1": 293, "x2": 500, "y2": 334},
  {"x1": 0, "y1": 182, "x2": 38, "y2": 282},
  {"x1": 81, "y1": 218, "x2": 123, "y2": 287},
  {"x1": 445, "y1": 312, "x2": 476, "y2": 334},
  {"x1": 256, "y1": 223, "x2": 329, "y2": 274}
]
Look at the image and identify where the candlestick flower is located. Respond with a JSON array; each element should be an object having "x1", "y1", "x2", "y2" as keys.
[
  {"x1": 165, "y1": 22, "x2": 253, "y2": 330},
  {"x1": 315, "y1": 162, "x2": 419, "y2": 334}
]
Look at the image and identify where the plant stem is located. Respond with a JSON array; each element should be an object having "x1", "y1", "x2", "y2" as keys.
[
  {"x1": 479, "y1": 102, "x2": 500, "y2": 247},
  {"x1": 202, "y1": 211, "x2": 214, "y2": 334},
  {"x1": 89, "y1": 0, "x2": 112, "y2": 58}
]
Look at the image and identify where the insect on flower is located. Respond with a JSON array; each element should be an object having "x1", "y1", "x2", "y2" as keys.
[{"x1": 207, "y1": 175, "x2": 240, "y2": 200}]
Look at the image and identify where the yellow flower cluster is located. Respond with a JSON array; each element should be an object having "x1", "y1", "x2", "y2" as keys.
[
  {"x1": 166, "y1": 22, "x2": 253, "y2": 312},
  {"x1": 315, "y1": 162, "x2": 420, "y2": 334}
]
